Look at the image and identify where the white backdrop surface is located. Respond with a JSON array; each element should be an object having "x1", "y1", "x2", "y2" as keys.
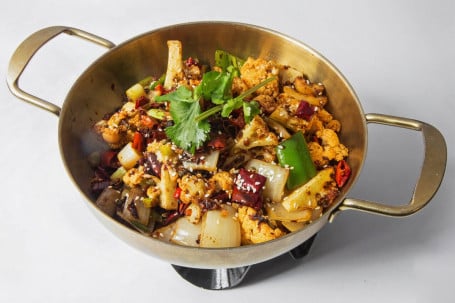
[{"x1": 1, "y1": 1, "x2": 453, "y2": 302}]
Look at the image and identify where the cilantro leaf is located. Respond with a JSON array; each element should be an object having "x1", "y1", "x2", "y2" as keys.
[
  {"x1": 215, "y1": 50, "x2": 245, "y2": 71},
  {"x1": 155, "y1": 86, "x2": 209, "y2": 153},
  {"x1": 221, "y1": 98, "x2": 243, "y2": 117},
  {"x1": 197, "y1": 70, "x2": 232, "y2": 104},
  {"x1": 155, "y1": 86, "x2": 193, "y2": 108},
  {"x1": 165, "y1": 100, "x2": 209, "y2": 154},
  {"x1": 243, "y1": 101, "x2": 260, "y2": 123}
]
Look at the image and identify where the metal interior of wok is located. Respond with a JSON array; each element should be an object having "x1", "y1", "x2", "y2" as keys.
[{"x1": 58, "y1": 21, "x2": 367, "y2": 269}]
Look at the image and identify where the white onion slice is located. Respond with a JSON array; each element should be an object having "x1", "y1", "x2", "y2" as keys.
[
  {"x1": 200, "y1": 205, "x2": 241, "y2": 248},
  {"x1": 117, "y1": 142, "x2": 142, "y2": 169},
  {"x1": 245, "y1": 159, "x2": 289, "y2": 202},
  {"x1": 183, "y1": 150, "x2": 220, "y2": 172},
  {"x1": 171, "y1": 217, "x2": 201, "y2": 247}
]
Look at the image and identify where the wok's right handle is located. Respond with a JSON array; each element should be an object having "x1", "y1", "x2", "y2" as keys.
[
  {"x1": 333, "y1": 113, "x2": 447, "y2": 219},
  {"x1": 6, "y1": 26, "x2": 115, "y2": 116}
]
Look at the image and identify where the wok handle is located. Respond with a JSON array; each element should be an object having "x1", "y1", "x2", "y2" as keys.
[
  {"x1": 6, "y1": 26, "x2": 115, "y2": 116},
  {"x1": 332, "y1": 113, "x2": 446, "y2": 220}
]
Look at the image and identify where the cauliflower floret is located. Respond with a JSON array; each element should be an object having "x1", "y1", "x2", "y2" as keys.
[
  {"x1": 178, "y1": 174, "x2": 208, "y2": 205},
  {"x1": 145, "y1": 184, "x2": 161, "y2": 208},
  {"x1": 123, "y1": 166, "x2": 146, "y2": 188},
  {"x1": 316, "y1": 109, "x2": 341, "y2": 132},
  {"x1": 208, "y1": 171, "x2": 234, "y2": 197},
  {"x1": 308, "y1": 128, "x2": 349, "y2": 167},
  {"x1": 237, "y1": 206, "x2": 284, "y2": 245},
  {"x1": 185, "y1": 202, "x2": 203, "y2": 224},
  {"x1": 231, "y1": 76, "x2": 249, "y2": 96},
  {"x1": 239, "y1": 57, "x2": 280, "y2": 97},
  {"x1": 147, "y1": 140, "x2": 179, "y2": 164},
  {"x1": 234, "y1": 115, "x2": 278, "y2": 150},
  {"x1": 94, "y1": 103, "x2": 139, "y2": 148},
  {"x1": 253, "y1": 94, "x2": 278, "y2": 114},
  {"x1": 293, "y1": 76, "x2": 325, "y2": 96},
  {"x1": 270, "y1": 95, "x2": 311, "y2": 133}
]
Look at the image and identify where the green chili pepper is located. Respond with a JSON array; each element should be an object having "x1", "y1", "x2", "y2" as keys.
[
  {"x1": 139, "y1": 76, "x2": 154, "y2": 87},
  {"x1": 149, "y1": 74, "x2": 166, "y2": 90},
  {"x1": 276, "y1": 131, "x2": 317, "y2": 190}
]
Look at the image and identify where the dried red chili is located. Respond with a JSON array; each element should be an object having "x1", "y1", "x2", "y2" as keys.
[
  {"x1": 132, "y1": 131, "x2": 145, "y2": 152},
  {"x1": 296, "y1": 100, "x2": 316, "y2": 121},
  {"x1": 100, "y1": 150, "x2": 119, "y2": 168},
  {"x1": 135, "y1": 95, "x2": 149, "y2": 109},
  {"x1": 231, "y1": 168, "x2": 267, "y2": 210},
  {"x1": 154, "y1": 84, "x2": 165, "y2": 96},
  {"x1": 207, "y1": 136, "x2": 227, "y2": 150},
  {"x1": 335, "y1": 160, "x2": 351, "y2": 187}
]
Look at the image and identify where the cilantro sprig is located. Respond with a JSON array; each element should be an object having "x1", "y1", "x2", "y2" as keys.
[
  {"x1": 195, "y1": 75, "x2": 275, "y2": 123},
  {"x1": 155, "y1": 50, "x2": 276, "y2": 153},
  {"x1": 155, "y1": 86, "x2": 209, "y2": 154}
]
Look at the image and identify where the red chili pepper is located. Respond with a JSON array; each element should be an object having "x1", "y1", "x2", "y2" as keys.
[
  {"x1": 207, "y1": 136, "x2": 227, "y2": 149},
  {"x1": 100, "y1": 150, "x2": 118, "y2": 168},
  {"x1": 178, "y1": 200, "x2": 188, "y2": 214},
  {"x1": 135, "y1": 95, "x2": 148, "y2": 109},
  {"x1": 296, "y1": 100, "x2": 316, "y2": 121},
  {"x1": 162, "y1": 211, "x2": 180, "y2": 226},
  {"x1": 185, "y1": 57, "x2": 198, "y2": 67},
  {"x1": 231, "y1": 168, "x2": 267, "y2": 210},
  {"x1": 335, "y1": 160, "x2": 351, "y2": 188},
  {"x1": 132, "y1": 131, "x2": 145, "y2": 152},
  {"x1": 154, "y1": 84, "x2": 165, "y2": 96},
  {"x1": 174, "y1": 187, "x2": 182, "y2": 199},
  {"x1": 141, "y1": 114, "x2": 157, "y2": 129}
]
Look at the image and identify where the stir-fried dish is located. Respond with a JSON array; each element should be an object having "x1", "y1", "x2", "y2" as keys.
[{"x1": 90, "y1": 40, "x2": 351, "y2": 248}]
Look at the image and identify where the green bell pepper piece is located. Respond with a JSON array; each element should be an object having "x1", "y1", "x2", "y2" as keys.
[{"x1": 276, "y1": 131, "x2": 317, "y2": 190}]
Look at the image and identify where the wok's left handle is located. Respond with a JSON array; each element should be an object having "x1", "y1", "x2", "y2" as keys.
[
  {"x1": 6, "y1": 26, "x2": 115, "y2": 116},
  {"x1": 331, "y1": 113, "x2": 447, "y2": 220}
]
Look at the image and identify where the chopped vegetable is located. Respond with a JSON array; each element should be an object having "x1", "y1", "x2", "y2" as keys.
[
  {"x1": 159, "y1": 164, "x2": 178, "y2": 210},
  {"x1": 126, "y1": 83, "x2": 147, "y2": 102},
  {"x1": 215, "y1": 49, "x2": 244, "y2": 71},
  {"x1": 149, "y1": 74, "x2": 165, "y2": 90},
  {"x1": 131, "y1": 131, "x2": 145, "y2": 152},
  {"x1": 182, "y1": 150, "x2": 220, "y2": 172},
  {"x1": 117, "y1": 142, "x2": 142, "y2": 169},
  {"x1": 163, "y1": 40, "x2": 183, "y2": 90},
  {"x1": 147, "y1": 108, "x2": 169, "y2": 120},
  {"x1": 245, "y1": 159, "x2": 289, "y2": 203},
  {"x1": 155, "y1": 86, "x2": 210, "y2": 154},
  {"x1": 281, "y1": 167, "x2": 337, "y2": 212},
  {"x1": 276, "y1": 131, "x2": 317, "y2": 190},
  {"x1": 171, "y1": 217, "x2": 202, "y2": 247},
  {"x1": 231, "y1": 168, "x2": 267, "y2": 209},
  {"x1": 335, "y1": 159, "x2": 351, "y2": 187},
  {"x1": 95, "y1": 187, "x2": 121, "y2": 217},
  {"x1": 110, "y1": 166, "x2": 127, "y2": 181},
  {"x1": 296, "y1": 101, "x2": 316, "y2": 121},
  {"x1": 200, "y1": 205, "x2": 241, "y2": 248}
]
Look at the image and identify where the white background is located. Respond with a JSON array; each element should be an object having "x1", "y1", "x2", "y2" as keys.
[{"x1": 1, "y1": 0, "x2": 453, "y2": 302}]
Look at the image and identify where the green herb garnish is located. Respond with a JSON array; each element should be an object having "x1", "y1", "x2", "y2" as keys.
[
  {"x1": 155, "y1": 86, "x2": 210, "y2": 154},
  {"x1": 156, "y1": 50, "x2": 276, "y2": 153}
]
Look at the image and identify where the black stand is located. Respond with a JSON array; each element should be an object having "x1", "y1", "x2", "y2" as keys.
[{"x1": 172, "y1": 234, "x2": 317, "y2": 290}]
